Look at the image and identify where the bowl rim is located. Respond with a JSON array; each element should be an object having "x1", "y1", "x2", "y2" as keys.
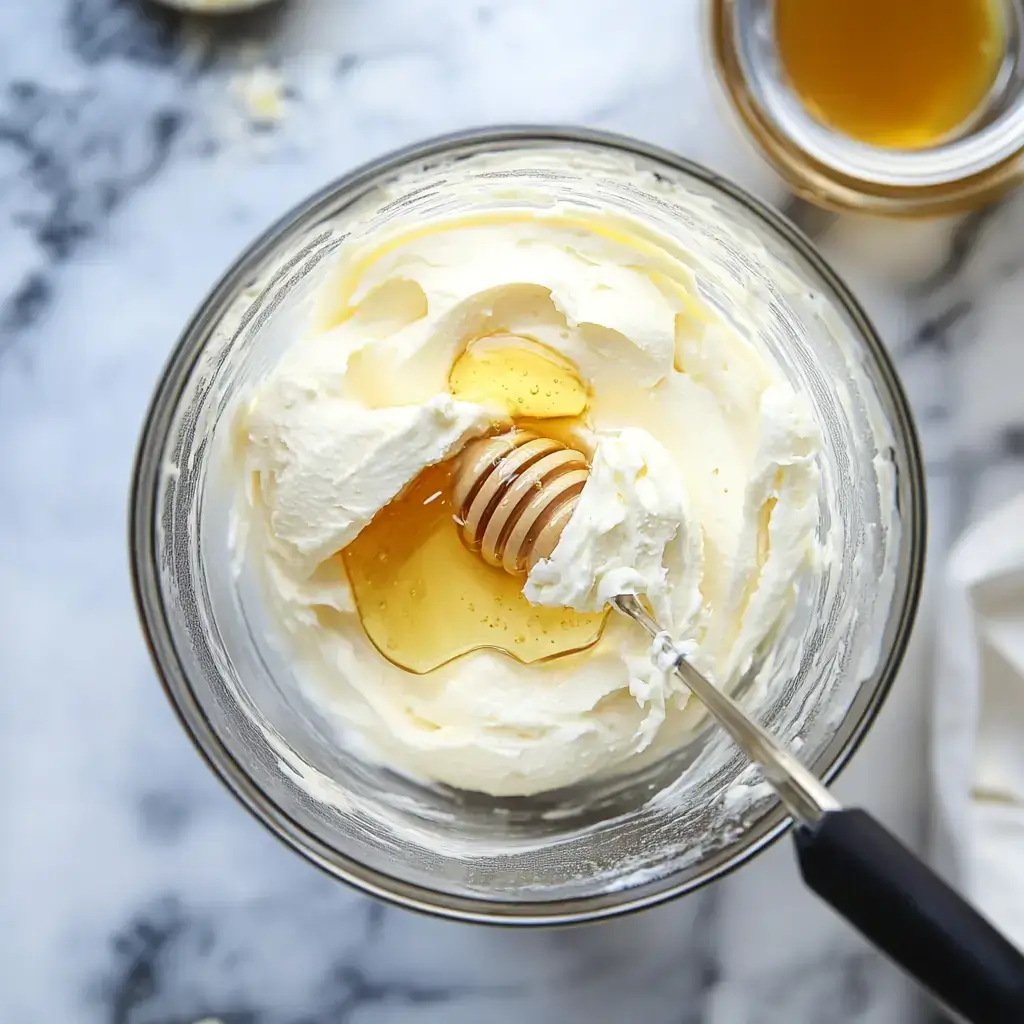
[{"x1": 129, "y1": 125, "x2": 927, "y2": 926}]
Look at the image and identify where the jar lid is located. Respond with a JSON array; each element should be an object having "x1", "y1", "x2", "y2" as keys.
[{"x1": 708, "y1": 0, "x2": 1024, "y2": 215}]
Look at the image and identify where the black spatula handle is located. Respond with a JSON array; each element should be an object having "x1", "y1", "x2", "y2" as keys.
[{"x1": 794, "y1": 808, "x2": 1024, "y2": 1023}]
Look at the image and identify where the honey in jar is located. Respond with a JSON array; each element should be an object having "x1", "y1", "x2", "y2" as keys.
[{"x1": 775, "y1": 0, "x2": 1006, "y2": 149}]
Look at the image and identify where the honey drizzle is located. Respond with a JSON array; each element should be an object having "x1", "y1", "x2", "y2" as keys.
[{"x1": 340, "y1": 335, "x2": 606, "y2": 675}]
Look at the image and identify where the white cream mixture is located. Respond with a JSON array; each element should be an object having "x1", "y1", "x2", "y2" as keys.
[{"x1": 233, "y1": 211, "x2": 823, "y2": 797}]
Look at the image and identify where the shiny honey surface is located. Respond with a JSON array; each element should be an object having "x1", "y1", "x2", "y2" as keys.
[
  {"x1": 776, "y1": 0, "x2": 1005, "y2": 149},
  {"x1": 341, "y1": 335, "x2": 606, "y2": 674}
]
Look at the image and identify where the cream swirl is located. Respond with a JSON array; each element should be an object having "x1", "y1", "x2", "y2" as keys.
[{"x1": 232, "y1": 210, "x2": 822, "y2": 796}]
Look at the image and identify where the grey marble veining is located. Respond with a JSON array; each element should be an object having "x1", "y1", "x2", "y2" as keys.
[{"x1": 2, "y1": 1, "x2": 1022, "y2": 1022}]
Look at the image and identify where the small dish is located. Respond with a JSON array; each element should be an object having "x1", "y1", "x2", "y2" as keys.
[{"x1": 709, "y1": 0, "x2": 1024, "y2": 215}]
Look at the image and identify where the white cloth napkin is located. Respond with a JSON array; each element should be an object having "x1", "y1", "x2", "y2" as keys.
[{"x1": 931, "y1": 492, "x2": 1024, "y2": 951}]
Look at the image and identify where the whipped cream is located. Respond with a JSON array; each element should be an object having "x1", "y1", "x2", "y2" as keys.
[
  {"x1": 233, "y1": 210, "x2": 823, "y2": 796},
  {"x1": 241, "y1": 389, "x2": 492, "y2": 576},
  {"x1": 524, "y1": 428, "x2": 698, "y2": 623}
]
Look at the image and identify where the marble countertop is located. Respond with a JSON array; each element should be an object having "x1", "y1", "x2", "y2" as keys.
[{"x1": 3, "y1": 1, "x2": 1024, "y2": 1021}]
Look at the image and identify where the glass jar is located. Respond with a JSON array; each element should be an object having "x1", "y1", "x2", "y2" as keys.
[
  {"x1": 709, "y1": 0, "x2": 1024, "y2": 215},
  {"x1": 130, "y1": 128, "x2": 925, "y2": 923}
]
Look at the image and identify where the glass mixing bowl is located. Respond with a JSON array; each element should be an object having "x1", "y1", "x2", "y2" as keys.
[{"x1": 130, "y1": 128, "x2": 925, "y2": 924}]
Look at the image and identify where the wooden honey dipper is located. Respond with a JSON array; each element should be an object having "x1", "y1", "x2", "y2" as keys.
[
  {"x1": 452, "y1": 430, "x2": 590, "y2": 574},
  {"x1": 447, "y1": 432, "x2": 1021, "y2": 1001}
]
